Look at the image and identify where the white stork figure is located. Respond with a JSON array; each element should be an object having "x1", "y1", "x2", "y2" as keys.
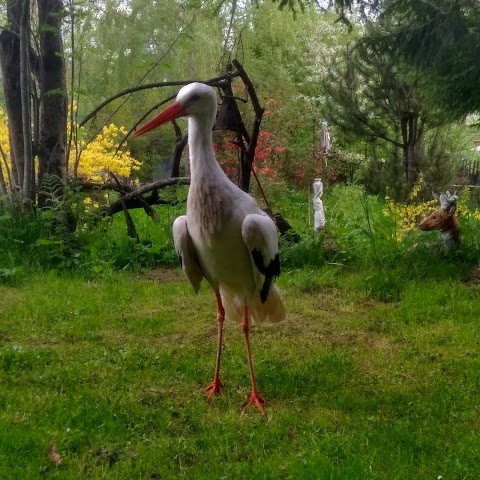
[{"x1": 133, "y1": 82, "x2": 286, "y2": 413}]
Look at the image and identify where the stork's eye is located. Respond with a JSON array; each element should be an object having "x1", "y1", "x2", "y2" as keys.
[{"x1": 190, "y1": 94, "x2": 200, "y2": 102}]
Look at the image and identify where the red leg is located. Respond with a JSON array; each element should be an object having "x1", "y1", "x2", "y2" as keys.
[
  {"x1": 205, "y1": 292, "x2": 224, "y2": 400},
  {"x1": 241, "y1": 305, "x2": 267, "y2": 414}
]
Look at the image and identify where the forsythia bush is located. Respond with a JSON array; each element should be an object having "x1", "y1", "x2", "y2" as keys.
[
  {"x1": 0, "y1": 109, "x2": 10, "y2": 157},
  {"x1": 384, "y1": 197, "x2": 438, "y2": 241},
  {"x1": 0, "y1": 108, "x2": 11, "y2": 185},
  {"x1": 0, "y1": 107, "x2": 141, "y2": 189},
  {"x1": 383, "y1": 177, "x2": 437, "y2": 240},
  {"x1": 455, "y1": 188, "x2": 480, "y2": 221},
  {"x1": 70, "y1": 122, "x2": 141, "y2": 182}
]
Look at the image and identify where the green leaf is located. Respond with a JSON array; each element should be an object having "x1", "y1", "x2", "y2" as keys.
[{"x1": 35, "y1": 238, "x2": 63, "y2": 246}]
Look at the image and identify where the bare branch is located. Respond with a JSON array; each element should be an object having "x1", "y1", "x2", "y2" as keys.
[
  {"x1": 119, "y1": 176, "x2": 190, "y2": 198},
  {"x1": 79, "y1": 73, "x2": 239, "y2": 127},
  {"x1": 77, "y1": 180, "x2": 134, "y2": 194},
  {"x1": 232, "y1": 59, "x2": 265, "y2": 193},
  {"x1": 102, "y1": 177, "x2": 190, "y2": 217},
  {"x1": 232, "y1": 59, "x2": 263, "y2": 117},
  {"x1": 113, "y1": 94, "x2": 177, "y2": 156}
]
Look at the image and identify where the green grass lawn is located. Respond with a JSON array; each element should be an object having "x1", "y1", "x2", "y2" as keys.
[{"x1": 1, "y1": 266, "x2": 479, "y2": 479}]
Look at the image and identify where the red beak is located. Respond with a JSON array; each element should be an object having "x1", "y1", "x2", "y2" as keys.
[{"x1": 132, "y1": 101, "x2": 186, "y2": 137}]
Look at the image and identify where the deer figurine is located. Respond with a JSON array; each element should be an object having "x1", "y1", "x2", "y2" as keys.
[{"x1": 418, "y1": 191, "x2": 460, "y2": 252}]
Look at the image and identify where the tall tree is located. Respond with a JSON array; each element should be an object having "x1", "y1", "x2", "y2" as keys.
[
  {"x1": 378, "y1": 0, "x2": 480, "y2": 118},
  {"x1": 324, "y1": 45, "x2": 426, "y2": 188},
  {"x1": 0, "y1": 0, "x2": 25, "y2": 192},
  {"x1": 36, "y1": 0, "x2": 68, "y2": 199},
  {"x1": 0, "y1": 0, "x2": 68, "y2": 203},
  {"x1": 330, "y1": 0, "x2": 480, "y2": 118},
  {"x1": 20, "y1": 0, "x2": 33, "y2": 199}
]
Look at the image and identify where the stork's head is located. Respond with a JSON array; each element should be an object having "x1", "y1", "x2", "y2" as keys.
[{"x1": 133, "y1": 82, "x2": 217, "y2": 137}]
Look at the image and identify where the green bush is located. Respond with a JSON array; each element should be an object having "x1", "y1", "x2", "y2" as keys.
[
  {"x1": 1, "y1": 182, "x2": 479, "y2": 288},
  {"x1": 0, "y1": 183, "x2": 186, "y2": 275}
]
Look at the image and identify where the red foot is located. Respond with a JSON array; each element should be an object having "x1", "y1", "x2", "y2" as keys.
[
  {"x1": 242, "y1": 390, "x2": 268, "y2": 414},
  {"x1": 205, "y1": 378, "x2": 223, "y2": 400}
]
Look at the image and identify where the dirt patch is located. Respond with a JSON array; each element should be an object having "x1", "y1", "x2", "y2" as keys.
[
  {"x1": 462, "y1": 266, "x2": 480, "y2": 285},
  {"x1": 93, "y1": 447, "x2": 120, "y2": 467},
  {"x1": 0, "y1": 287, "x2": 24, "y2": 310},
  {"x1": 140, "y1": 268, "x2": 184, "y2": 284}
]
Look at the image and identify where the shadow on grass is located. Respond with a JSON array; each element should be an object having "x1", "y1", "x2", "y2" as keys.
[{"x1": 258, "y1": 350, "x2": 356, "y2": 401}]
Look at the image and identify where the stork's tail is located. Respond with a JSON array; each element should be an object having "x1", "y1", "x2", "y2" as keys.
[{"x1": 221, "y1": 285, "x2": 286, "y2": 325}]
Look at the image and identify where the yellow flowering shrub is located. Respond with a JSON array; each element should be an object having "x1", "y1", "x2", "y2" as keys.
[
  {"x1": 0, "y1": 108, "x2": 12, "y2": 187},
  {"x1": 456, "y1": 188, "x2": 480, "y2": 220},
  {"x1": 0, "y1": 108, "x2": 141, "y2": 188},
  {"x1": 383, "y1": 175, "x2": 435, "y2": 240},
  {"x1": 384, "y1": 197, "x2": 437, "y2": 241},
  {"x1": 71, "y1": 123, "x2": 141, "y2": 182},
  {"x1": 0, "y1": 109, "x2": 10, "y2": 159}
]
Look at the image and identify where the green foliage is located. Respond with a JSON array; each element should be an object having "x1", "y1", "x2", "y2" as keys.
[
  {"x1": 370, "y1": 0, "x2": 480, "y2": 118},
  {"x1": 2, "y1": 3, "x2": 480, "y2": 472},
  {"x1": 0, "y1": 183, "x2": 186, "y2": 275},
  {"x1": 275, "y1": 183, "x2": 480, "y2": 305},
  {"x1": 281, "y1": 236, "x2": 328, "y2": 270},
  {"x1": 3, "y1": 181, "x2": 480, "y2": 293},
  {"x1": 71, "y1": 0, "x2": 225, "y2": 180}
]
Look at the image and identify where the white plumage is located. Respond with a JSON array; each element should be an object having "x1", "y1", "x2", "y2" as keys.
[{"x1": 134, "y1": 82, "x2": 286, "y2": 413}]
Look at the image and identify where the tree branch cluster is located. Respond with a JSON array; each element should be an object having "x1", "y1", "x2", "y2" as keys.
[{"x1": 74, "y1": 59, "x2": 277, "y2": 239}]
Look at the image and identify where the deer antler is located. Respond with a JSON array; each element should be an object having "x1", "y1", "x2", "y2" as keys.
[
  {"x1": 448, "y1": 191, "x2": 459, "y2": 203},
  {"x1": 435, "y1": 191, "x2": 459, "y2": 210}
]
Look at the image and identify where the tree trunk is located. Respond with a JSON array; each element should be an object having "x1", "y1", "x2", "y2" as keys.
[
  {"x1": 36, "y1": 0, "x2": 67, "y2": 205},
  {"x1": 0, "y1": 0, "x2": 25, "y2": 191},
  {"x1": 0, "y1": 150, "x2": 8, "y2": 196},
  {"x1": 170, "y1": 119, "x2": 187, "y2": 178},
  {"x1": 20, "y1": 0, "x2": 34, "y2": 201},
  {"x1": 0, "y1": 144, "x2": 13, "y2": 194},
  {"x1": 171, "y1": 134, "x2": 188, "y2": 178},
  {"x1": 401, "y1": 114, "x2": 420, "y2": 188}
]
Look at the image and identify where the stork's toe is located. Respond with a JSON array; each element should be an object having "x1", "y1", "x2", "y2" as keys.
[
  {"x1": 241, "y1": 390, "x2": 268, "y2": 414},
  {"x1": 205, "y1": 378, "x2": 223, "y2": 400}
]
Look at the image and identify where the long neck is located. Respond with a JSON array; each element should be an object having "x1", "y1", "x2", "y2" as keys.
[{"x1": 188, "y1": 116, "x2": 224, "y2": 182}]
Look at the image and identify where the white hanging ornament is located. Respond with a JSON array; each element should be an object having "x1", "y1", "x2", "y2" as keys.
[
  {"x1": 313, "y1": 178, "x2": 325, "y2": 232},
  {"x1": 320, "y1": 120, "x2": 331, "y2": 154}
]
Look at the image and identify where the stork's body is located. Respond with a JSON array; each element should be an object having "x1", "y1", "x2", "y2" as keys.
[{"x1": 134, "y1": 83, "x2": 286, "y2": 412}]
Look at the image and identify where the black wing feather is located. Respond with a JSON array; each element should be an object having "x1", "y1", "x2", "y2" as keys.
[{"x1": 251, "y1": 249, "x2": 280, "y2": 303}]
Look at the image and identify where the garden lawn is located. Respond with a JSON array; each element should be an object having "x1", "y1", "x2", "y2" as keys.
[{"x1": 0, "y1": 267, "x2": 479, "y2": 479}]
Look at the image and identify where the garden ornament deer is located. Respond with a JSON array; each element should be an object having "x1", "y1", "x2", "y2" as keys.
[{"x1": 418, "y1": 191, "x2": 460, "y2": 252}]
